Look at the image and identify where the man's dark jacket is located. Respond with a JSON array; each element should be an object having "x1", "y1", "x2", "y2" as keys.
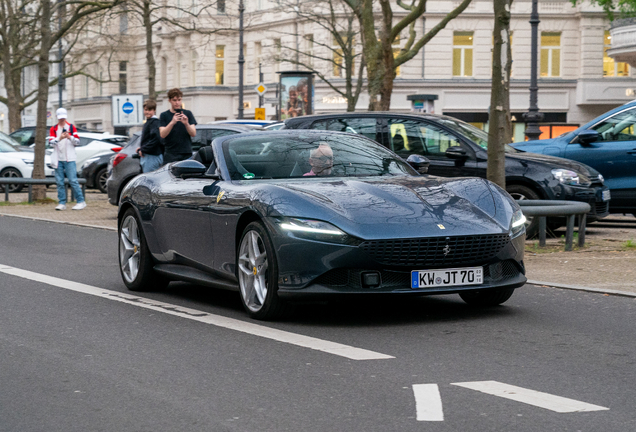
[{"x1": 139, "y1": 117, "x2": 162, "y2": 156}]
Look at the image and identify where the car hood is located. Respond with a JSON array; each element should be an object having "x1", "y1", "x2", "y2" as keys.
[
  {"x1": 257, "y1": 176, "x2": 517, "y2": 239},
  {"x1": 507, "y1": 151, "x2": 599, "y2": 177}
]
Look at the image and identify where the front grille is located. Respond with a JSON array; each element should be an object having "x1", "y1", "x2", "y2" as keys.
[
  {"x1": 595, "y1": 201, "x2": 609, "y2": 215},
  {"x1": 312, "y1": 260, "x2": 521, "y2": 290},
  {"x1": 359, "y1": 234, "x2": 511, "y2": 268}
]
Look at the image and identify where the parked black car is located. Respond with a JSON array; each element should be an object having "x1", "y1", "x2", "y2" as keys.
[
  {"x1": 107, "y1": 124, "x2": 265, "y2": 205},
  {"x1": 283, "y1": 113, "x2": 611, "y2": 235},
  {"x1": 80, "y1": 150, "x2": 121, "y2": 193}
]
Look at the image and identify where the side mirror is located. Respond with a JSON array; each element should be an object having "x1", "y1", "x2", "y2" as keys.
[
  {"x1": 577, "y1": 130, "x2": 599, "y2": 145},
  {"x1": 406, "y1": 154, "x2": 430, "y2": 174},
  {"x1": 445, "y1": 146, "x2": 468, "y2": 159},
  {"x1": 170, "y1": 160, "x2": 207, "y2": 179}
]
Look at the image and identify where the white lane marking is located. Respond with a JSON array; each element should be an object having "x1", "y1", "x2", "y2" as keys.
[
  {"x1": 0, "y1": 264, "x2": 394, "y2": 361},
  {"x1": 412, "y1": 384, "x2": 444, "y2": 421},
  {"x1": 452, "y1": 381, "x2": 609, "y2": 413}
]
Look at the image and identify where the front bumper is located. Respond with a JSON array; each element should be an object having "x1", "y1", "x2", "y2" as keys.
[
  {"x1": 266, "y1": 218, "x2": 527, "y2": 298},
  {"x1": 559, "y1": 183, "x2": 610, "y2": 222}
]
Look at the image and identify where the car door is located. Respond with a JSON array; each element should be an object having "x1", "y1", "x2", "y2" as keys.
[
  {"x1": 567, "y1": 107, "x2": 636, "y2": 206},
  {"x1": 383, "y1": 117, "x2": 480, "y2": 178},
  {"x1": 151, "y1": 174, "x2": 218, "y2": 269}
]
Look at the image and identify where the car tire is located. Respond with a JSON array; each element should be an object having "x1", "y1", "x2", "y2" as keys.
[
  {"x1": 95, "y1": 167, "x2": 108, "y2": 193},
  {"x1": 0, "y1": 167, "x2": 24, "y2": 193},
  {"x1": 506, "y1": 184, "x2": 540, "y2": 237},
  {"x1": 118, "y1": 208, "x2": 169, "y2": 292},
  {"x1": 237, "y1": 221, "x2": 286, "y2": 320},
  {"x1": 459, "y1": 287, "x2": 515, "y2": 307}
]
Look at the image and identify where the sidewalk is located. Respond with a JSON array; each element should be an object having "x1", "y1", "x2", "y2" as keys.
[{"x1": 2, "y1": 188, "x2": 635, "y2": 296}]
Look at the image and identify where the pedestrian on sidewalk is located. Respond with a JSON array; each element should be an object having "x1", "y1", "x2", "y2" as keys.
[
  {"x1": 159, "y1": 88, "x2": 197, "y2": 164},
  {"x1": 137, "y1": 99, "x2": 163, "y2": 172},
  {"x1": 49, "y1": 108, "x2": 86, "y2": 211}
]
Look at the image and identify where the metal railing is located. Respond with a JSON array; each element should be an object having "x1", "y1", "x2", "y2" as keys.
[
  {"x1": 517, "y1": 200, "x2": 591, "y2": 251},
  {"x1": 0, "y1": 178, "x2": 86, "y2": 203}
]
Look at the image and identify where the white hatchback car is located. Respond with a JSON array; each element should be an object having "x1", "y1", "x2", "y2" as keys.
[
  {"x1": 0, "y1": 133, "x2": 54, "y2": 193},
  {"x1": 44, "y1": 132, "x2": 128, "y2": 174}
]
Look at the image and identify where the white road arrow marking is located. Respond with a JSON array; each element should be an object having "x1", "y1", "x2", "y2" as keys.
[
  {"x1": 412, "y1": 384, "x2": 444, "y2": 421},
  {"x1": 0, "y1": 264, "x2": 394, "y2": 361},
  {"x1": 451, "y1": 381, "x2": 609, "y2": 413}
]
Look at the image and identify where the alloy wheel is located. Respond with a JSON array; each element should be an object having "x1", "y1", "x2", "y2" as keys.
[
  {"x1": 238, "y1": 230, "x2": 269, "y2": 312},
  {"x1": 119, "y1": 215, "x2": 141, "y2": 283},
  {"x1": 0, "y1": 168, "x2": 22, "y2": 193}
]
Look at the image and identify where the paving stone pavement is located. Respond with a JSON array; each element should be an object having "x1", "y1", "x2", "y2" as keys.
[{"x1": 1, "y1": 186, "x2": 635, "y2": 296}]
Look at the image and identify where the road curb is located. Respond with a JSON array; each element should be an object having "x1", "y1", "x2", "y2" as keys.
[
  {"x1": 0, "y1": 213, "x2": 117, "y2": 232},
  {"x1": 527, "y1": 279, "x2": 636, "y2": 298}
]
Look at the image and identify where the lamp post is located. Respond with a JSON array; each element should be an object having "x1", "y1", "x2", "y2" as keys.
[
  {"x1": 523, "y1": 0, "x2": 543, "y2": 140},
  {"x1": 238, "y1": 0, "x2": 245, "y2": 119},
  {"x1": 57, "y1": 0, "x2": 64, "y2": 108}
]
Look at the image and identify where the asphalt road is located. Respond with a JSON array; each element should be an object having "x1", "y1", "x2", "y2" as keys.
[{"x1": 1, "y1": 216, "x2": 634, "y2": 432}]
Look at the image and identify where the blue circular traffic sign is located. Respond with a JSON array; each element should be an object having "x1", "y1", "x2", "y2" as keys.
[{"x1": 122, "y1": 102, "x2": 134, "y2": 114}]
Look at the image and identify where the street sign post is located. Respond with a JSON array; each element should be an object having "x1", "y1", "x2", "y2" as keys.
[
  {"x1": 111, "y1": 94, "x2": 144, "y2": 127},
  {"x1": 254, "y1": 108, "x2": 266, "y2": 120}
]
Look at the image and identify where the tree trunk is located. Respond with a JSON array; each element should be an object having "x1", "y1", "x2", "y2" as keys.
[
  {"x1": 2, "y1": 45, "x2": 23, "y2": 132},
  {"x1": 32, "y1": 0, "x2": 53, "y2": 200},
  {"x1": 143, "y1": 0, "x2": 156, "y2": 100},
  {"x1": 487, "y1": 0, "x2": 513, "y2": 189}
]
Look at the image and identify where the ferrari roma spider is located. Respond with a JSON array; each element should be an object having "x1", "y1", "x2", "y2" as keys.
[{"x1": 118, "y1": 130, "x2": 527, "y2": 320}]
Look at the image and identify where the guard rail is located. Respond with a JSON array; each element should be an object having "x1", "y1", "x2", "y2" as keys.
[
  {"x1": 1, "y1": 178, "x2": 86, "y2": 203},
  {"x1": 516, "y1": 200, "x2": 591, "y2": 251}
]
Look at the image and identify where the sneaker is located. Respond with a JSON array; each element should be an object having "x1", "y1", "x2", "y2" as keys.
[
  {"x1": 55, "y1": 204, "x2": 66, "y2": 211},
  {"x1": 72, "y1": 202, "x2": 87, "y2": 210}
]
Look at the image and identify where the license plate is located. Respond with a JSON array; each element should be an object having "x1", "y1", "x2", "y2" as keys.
[
  {"x1": 602, "y1": 190, "x2": 611, "y2": 201},
  {"x1": 411, "y1": 266, "x2": 483, "y2": 288}
]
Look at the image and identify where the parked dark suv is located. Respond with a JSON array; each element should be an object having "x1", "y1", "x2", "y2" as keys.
[
  {"x1": 107, "y1": 123, "x2": 264, "y2": 205},
  {"x1": 283, "y1": 112, "x2": 610, "y2": 235}
]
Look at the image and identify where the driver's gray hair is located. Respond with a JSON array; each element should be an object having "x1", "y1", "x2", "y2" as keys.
[{"x1": 310, "y1": 142, "x2": 332, "y2": 158}]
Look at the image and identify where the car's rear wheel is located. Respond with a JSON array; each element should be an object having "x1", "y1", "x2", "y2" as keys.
[
  {"x1": 237, "y1": 221, "x2": 286, "y2": 320},
  {"x1": 119, "y1": 208, "x2": 168, "y2": 292},
  {"x1": 506, "y1": 184, "x2": 540, "y2": 237},
  {"x1": 95, "y1": 167, "x2": 108, "y2": 193},
  {"x1": 459, "y1": 288, "x2": 515, "y2": 307},
  {"x1": 0, "y1": 167, "x2": 23, "y2": 193}
]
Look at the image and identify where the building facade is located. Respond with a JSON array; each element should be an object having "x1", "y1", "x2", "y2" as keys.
[{"x1": 3, "y1": 0, "x2": 635, "y2": 141}]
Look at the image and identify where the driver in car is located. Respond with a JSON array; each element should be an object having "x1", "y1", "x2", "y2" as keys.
[{"x1": 304, "y1": 143, "x2": 333, "y2": 176}]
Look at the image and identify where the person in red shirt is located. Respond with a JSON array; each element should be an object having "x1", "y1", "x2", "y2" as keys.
[{"x1": 49, "y1": 108, "x2": 86, "y2": 210}]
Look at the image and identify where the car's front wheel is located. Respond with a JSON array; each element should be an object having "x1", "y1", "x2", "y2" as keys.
[
  {"x1": 0, "y1": 167, "x2": 23, "y2": 193},
  {"x1": 237, "y1": 221, "x2": 286, "y2": 320},
  {"x1": 118, "y1": 208, "x2": 168, "y2": 292},
  {"x1": 459, "y1": 288, "x2": 515, "y2": 307}
]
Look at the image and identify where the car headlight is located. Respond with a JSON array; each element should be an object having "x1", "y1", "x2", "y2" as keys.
[
  {"x1": 82, "y1": 157, "x2": 100, "y2": 169},
  {"x1": 21, "y1": 158, "x2": 34, "y2": 165},
  {"x1": 279, "y1": 218, "x2": 351, "y2": 244},
  {"x1": 597, "y1": 174, "x2": 604, "y2": 183},
  {"x1": 551, "y1": 169, "x2": 591, "y2": 186},
  {"x1": 510, "y1": 209, "x2": 526, "y2": 238}
]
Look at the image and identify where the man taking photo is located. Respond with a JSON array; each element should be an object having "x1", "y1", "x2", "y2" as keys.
[{"x1": 159, "y1": 88, "x2": 197, "y2": 163}]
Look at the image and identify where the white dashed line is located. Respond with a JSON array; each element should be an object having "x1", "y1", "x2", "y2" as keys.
[
  {"x1": 412, "y1": 384, "x2": 444, "y2": 421},
  {"x1": 451, "y1": 381, "x2": 609, "y2": 413},
  {"x1": 0, "y1": 264, "x2": 394, "y2": 361}
]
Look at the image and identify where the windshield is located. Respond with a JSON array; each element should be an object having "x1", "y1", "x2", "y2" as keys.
[
  {"x1": 436, "y1": 117, "x2": 519, "y2": 153},
  {"x1": 223, "y1": 133, "x2": 416, "y2": 180},
  {"x1": 0, "y1": 140, "x2": 17, "y2": 152}
]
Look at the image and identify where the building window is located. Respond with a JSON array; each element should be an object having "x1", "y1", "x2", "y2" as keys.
[
  {"x1": 273, "y1": 39, "x2": 281, "y2": 72},
  {"x1": 119, "y1": 11, "x2": 128, "y2": 34},
  {"x1": 119, "y1": 61, "x2": 127, "y2": 94},
  {"x1": 216, "y1": 45, "x2": 225, "y2": 85},
  {"x1": 333, "y1": 34, "x2": 354, "y2": 78},
  {"x1": 304, "y1": 34, "x2": 314, "y2": 67},
  {"x1": 99, "y1": 70, "x2": 103, "y2": 96},
  {"x1": 191, "y1": 50, "x2": 198, "y2": 86},
  {"x1": 453, "y1": 31, "x2": 473, "y2": 77},
  {"x1": 604, "y1": 31, "x2": 629, "y2": 77},
  {"x1": 176, "y1": 52, "x2": 184, "y2": 87},
  {"x1": 393, "y1": 34, "x2": 401, "y2": 77},
  {"x1": 254, "y1": 42, "x2": 262, "y2": 83},
  {"x1": 84, "y1": 75, "x2": 89, "y2": 98},
  {"x1": 217, "y1": 0, "x2": 225, "y2": 14},
  {"x1": 540, "y1": 32, "x2": 561, "y2": 77}
]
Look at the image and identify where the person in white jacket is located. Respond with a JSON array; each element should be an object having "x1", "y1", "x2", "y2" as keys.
[{"x1": 49, "y1": 108, "x2": 86, "y2": 210}]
